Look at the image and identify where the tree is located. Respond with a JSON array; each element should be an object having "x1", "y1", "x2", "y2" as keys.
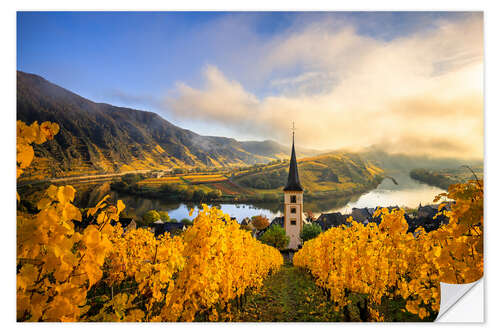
[
  {"x1": 158, "y1": 211, "x2": 170, "y2": 222},
  {"x1": 300, "y1": 223, "x2": 322, "y2": 242},
  {"x1": 207, "y1": 190, "x2": 222, "y2": 200},
  {"x1": 180, "y1": 218, "x2": 193, "y2": 225},
  {"x1": 143, "y1": 210, "x2": 161, "y2": 225},
  {"x1": 111, "y1": 181, "x2": 128, "y2": 192},
  {"x1": 263, "y1": 193, "x2": 278, "y2": 202},
  {"x1": 250, "y1": 215, "x2": 270, "y2": 231},
  {"x1": 122, "y1": 173, "x2": 142, "y2": 185},
  {"x1": 184, "y1": 189, "x2": 194, "y2": 201},
  {"x1": 254, "y1": 178, "x2": 269, "y2": 189},
  {"x1": 259, "y1": 225, "x2": 289, "y2": 250},
  {"x1": 305, "y1": 210, "x2": 316, "y2": 222}
]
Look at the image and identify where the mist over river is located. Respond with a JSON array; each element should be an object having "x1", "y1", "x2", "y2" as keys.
[{"x1": 105, "y1": 172, "x2": 443, "y2": 222}]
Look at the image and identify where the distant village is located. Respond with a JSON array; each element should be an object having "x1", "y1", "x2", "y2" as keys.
[
  {"x1": 110, "y1": 201, "x2": 453, "y2": 242},
  {"x1": 250, "y1": 202, "x2": 452, "y2": 239}
]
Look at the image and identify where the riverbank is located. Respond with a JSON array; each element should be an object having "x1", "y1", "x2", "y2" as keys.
[
  {"x1": 109, "y1": 175, "x2": 384, "y2": 205},
  {"x1": 410, "y1": 166, "x2": 483, "y2": 190},
  {"x1": 18, "y1": 171, "x2": 444, "y2": 226}
]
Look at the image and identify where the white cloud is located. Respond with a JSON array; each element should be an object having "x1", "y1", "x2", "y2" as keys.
[
  {"x1": 166, "y1": 13, "x2": 483, "y2": 159},
  {"x1": 168, "y1": 66, "x2": 258, "y2": 121}
]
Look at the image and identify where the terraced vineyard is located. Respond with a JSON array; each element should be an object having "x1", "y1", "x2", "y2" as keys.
[
  {"x1": 137, "y1": 177, "x2": 183, "y2": 188},
  {"x1": 183, "y1": 174, "x2": 228, "y2": 184}
]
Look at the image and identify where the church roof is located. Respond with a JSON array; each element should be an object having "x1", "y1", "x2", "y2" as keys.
[{"x1": 284, "y1": 136, "x2": 303, "y2": 191}]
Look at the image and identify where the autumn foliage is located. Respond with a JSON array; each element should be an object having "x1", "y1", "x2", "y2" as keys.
[
  {"x1": 250, "y1": 215, "x2": 270, "y2": 230},
  {"x1": 294, "y1": 179, "x2": 483, "y2": 321},
  {"x1": 17, "y1": 120, "x2": 59, "y2": 179},
  {"x1": 16, "y1": 120, "x2": 483, "y2": 322},
  {"x1": 16, "y1": 121, "x2": 283, "y2": 322}
]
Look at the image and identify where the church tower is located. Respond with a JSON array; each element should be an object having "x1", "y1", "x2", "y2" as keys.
[{"x1": 283, "y1": 124, "x2": 303, "y2": 250}]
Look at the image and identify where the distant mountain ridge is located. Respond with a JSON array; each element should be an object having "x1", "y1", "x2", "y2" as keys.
[{"x1": 17, "y1": 71, "x2": 317, "y2": 178}]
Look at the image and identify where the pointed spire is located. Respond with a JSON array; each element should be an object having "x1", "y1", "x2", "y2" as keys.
[{"x1": 284, "y1": 123, "x2": 303, "y2": 191}]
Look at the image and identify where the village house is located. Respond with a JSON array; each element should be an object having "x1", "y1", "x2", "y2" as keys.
[
  {"x1": 316, "y1": 212, "x2": 350, "y2": 231},
  {"x1": 114, "y1": 217, "x2": 137, "y2": 232},
  {"x1": 152, "y1": 220, "x2": 186, "y2": 237},
  {"x1": 417, "y1": 204, "x2": 438, "y2": 219},
  {"x1": 240, "y1": 217, "x2": 251, "y2": 226},
  {"x1": 350, "y1": 208, "x2": 372, "y2": 224},
  {"x1": 271, "y1": 216, "x2": 285, "y2": 228},
  {"x1": 405, "y1": 202, "x2": 452, "y2": 233}
]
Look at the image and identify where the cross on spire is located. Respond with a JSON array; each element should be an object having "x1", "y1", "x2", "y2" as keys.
[{"x1": 291, "y1": 121, "x2": 297, "y2": 143}]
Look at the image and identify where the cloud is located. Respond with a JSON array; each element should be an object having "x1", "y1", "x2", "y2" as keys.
[
  {"x1": 166, "y1": 66, "x2": 267, "y2": 135},
  {"x1": 165, "y1": 13, "x2": 483, "y2": 159}
]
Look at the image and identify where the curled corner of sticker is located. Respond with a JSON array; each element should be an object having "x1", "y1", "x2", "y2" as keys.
[{"x1": 435, "y1": 277, "x2": 484, "y2": 322}]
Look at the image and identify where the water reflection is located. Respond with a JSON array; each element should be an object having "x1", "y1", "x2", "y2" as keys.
[
  {"x1": 80, "y1": 172, "x2": 443, "y2": 222},
  {"x1": 334, "y1": 173, "x2": 444, "y2": 214}
]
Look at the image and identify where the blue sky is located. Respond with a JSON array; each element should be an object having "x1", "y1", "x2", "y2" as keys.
[
  {"x1": 17, "y1": 12, "x2": 483, "y2": 158},
  {"x1": 17, "y1": 12, "x2": 467, "y2": 97}
]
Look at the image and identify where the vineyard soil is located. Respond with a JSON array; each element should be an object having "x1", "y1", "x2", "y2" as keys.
[
  {"x1": 230, "y1": 264, "x2": 342, "y2": 322},
  {"x1": 227, "y1": 264, "x2": 424, "y2": 322}
]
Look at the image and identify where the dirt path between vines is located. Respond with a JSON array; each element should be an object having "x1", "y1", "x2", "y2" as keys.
[{"x1": 231, "y1": 264, "x2": 342, "y2": 322}]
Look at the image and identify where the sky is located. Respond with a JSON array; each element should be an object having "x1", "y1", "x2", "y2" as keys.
[{"x1": 17, "y1": 12, "x2": 483, "y2": 159}]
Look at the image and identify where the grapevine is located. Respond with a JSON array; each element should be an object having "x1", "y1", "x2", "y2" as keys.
[
  {"x1": 294, "y1": 180, "x2": 483, "y2": 320},
  {"x1": 17, "y1": 119, "x2": 283, "y2": 322}
]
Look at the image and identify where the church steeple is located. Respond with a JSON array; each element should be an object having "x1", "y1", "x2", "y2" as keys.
[
  {"x1": 283, "y1": 122, "x2": 304, "y2": 250},
  {"x1": 284, "y1": 123, "x2": 303, "y2": 191}
]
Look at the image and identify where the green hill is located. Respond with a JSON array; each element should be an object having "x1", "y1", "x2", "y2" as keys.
[{"x1": 234, "y1": 152, "x2": 385, "y2": 198}]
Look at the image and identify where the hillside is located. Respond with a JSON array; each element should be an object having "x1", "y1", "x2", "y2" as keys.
[
  {"x1": 60, "y1": 151, "x2": 385, "y2": 214},
  {"x1": 410, "y1": 166, "x2": 483, "y2": 190},
  {"x1": 234, "y1": 152, "x2": 384, "y2": 197},
  {"x1": 17, "y1": 71, "x2": 314, "y2": 179}
]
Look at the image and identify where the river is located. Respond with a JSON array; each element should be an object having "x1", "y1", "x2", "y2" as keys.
[
  {"x1": 334, "y1": 172, "x2": 444, "y2": 214},
  {"x1": 107, "y1": 172, "x2": 443, "y2": 222}
]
